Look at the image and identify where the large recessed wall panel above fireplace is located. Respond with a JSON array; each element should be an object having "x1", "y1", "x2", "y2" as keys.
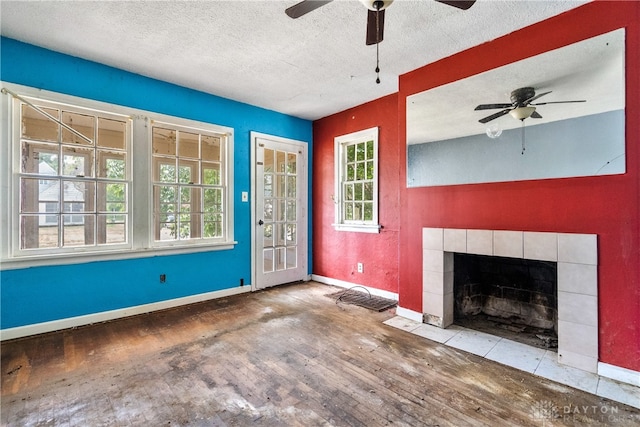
[{"x1": 422, "y1": 228, "x2": 598, "y2": 373}]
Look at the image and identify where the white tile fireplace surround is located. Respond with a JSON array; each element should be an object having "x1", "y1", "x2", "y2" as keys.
[{"x1": 422, "y1": 228, "x2": 598, "y2": 373}]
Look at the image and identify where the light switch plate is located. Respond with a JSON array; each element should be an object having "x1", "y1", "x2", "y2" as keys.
[{"x1": 241, "y1": 191, "x2": 248, "y2": 202}]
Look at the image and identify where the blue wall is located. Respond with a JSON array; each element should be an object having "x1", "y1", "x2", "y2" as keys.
[{"x1": 0, "y1": 37, "x2": 313, "y2": 329}]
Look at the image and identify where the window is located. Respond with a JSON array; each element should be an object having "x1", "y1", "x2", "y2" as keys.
[
  {"x1": 2, "y1": 85, "x2": 235, "y2": 265},
  {"x1": 151, "y1": 122, "x2": 228, "y2": 244},
  {"x1": 16, "y1": 99, "x2": 130, "y2": 253},
  {"x1": 333, "y1": 127, "x2": 380, "y2": 233}
]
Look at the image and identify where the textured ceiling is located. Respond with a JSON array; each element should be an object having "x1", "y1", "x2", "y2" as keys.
[{"x1": 0, "y1": 0, "x2": 590, "y2": 121}]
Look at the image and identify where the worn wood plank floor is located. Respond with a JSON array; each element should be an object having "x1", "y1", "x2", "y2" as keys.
[{"x1": 2, "y1": 282, "x2": 639, "y2": 426}]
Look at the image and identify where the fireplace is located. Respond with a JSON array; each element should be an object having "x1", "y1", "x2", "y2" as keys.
[
  {"x1": 422, "y1": 228, "x2": 598, "y2": 373},
  {"x1": 453, "y1": 253, "x2": 558, "y2": 350}
]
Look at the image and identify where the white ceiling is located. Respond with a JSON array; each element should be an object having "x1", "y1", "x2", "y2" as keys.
[{"x1": 0, "y1": 0, "x2": 590, "y2": 121}]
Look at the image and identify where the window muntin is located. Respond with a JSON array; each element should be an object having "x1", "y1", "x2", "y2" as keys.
[
  {"x1": 17, "y1": 100, "x2": 130, "y2": 252},
  {"x1": 152, "y1": 123, "x2": 227, "y2": 244},
  {"x1": 334, "y1": 127, "x2": 380, "y2": 233}
]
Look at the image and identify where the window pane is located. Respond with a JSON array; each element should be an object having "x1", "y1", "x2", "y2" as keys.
[
  {"x1": 346, "y1": 164, "x2": 355, "y2": 181},
  {"x1": 179, "y1": 132, "x2": 199, "y2": 159},
  {"x1": 63, "y1": 181, "x2": 94, "y2": 212},
  {"x1": 21, "y1": 178, "x2": 56, "y2": 213},
  {"x1": 202, "y1": 163, "x2": 220, "y2": 185},
  {"x1": 62, "y1": 111, "x2": 94, "y2": 145},
  {"x1": 152, "y1": 127, "x2": 176, "y2": 156},
  {"x1": 21, "y1": 104, "x2": 59, "y2": 142},
  {"x1": 366, "y1": 140, "x2": 374, "y2": 160},
  {"x1": 177, "y1": 213, "x2": 193, "y2": 238},
  {"x1": 21, "y1": 141, "x2": 59, "y2": 174},
  {"x1": 103, "y1": 214, "x2": 126, "y2": 244},
  {"x1": 356, "y1": 142, "x2": 365, "y2": 161},
  {"x1": 62, "y1": 214, "x2": 92, "y2": 246},
  {"x1": 203, "y1": 188, "x2": 222, "y2": 212},
  {"x1": 366, "y1": 160, "x2": 374, "y2": 180},
  {"x1": 97, "y1": 118, "x2": 126, "y2": 150},
  {"x1": 354, "y1": 182, "x2": 363, "y2": 200},
  {"x1": 178, "y1": 160, "x2": 198, "y2": 184},
  {"x1": 21, "y1": 215, "x2": 58, "y2": 249},
  {"x1": 157, "y1": 162, "x2": 176, "y2": 183},
  {"x1": 158, "y1": 217, "x2": 178, "y2": 241},
  {"x1": 345, "y1": 203, "x2": 353, "y2": 221},
  {"x1": 356, "y1": 162, "x2": 365, "y2": 180},
  {"x1": 346, "y1": 145, "x2": 355, "y2": 162},
  {"x1": 201, "y1": 135, "x2": 220, "y2": 161},
  {"x1": 354, "y1": 203, "x2": 363, "y2": 221},
  {"x1": 100, "y1": 182, "x2": 126, "y2": 212},
  {"x1": 62, "y1": 145, "x2": 94, "y2": 177},
  {"x1": 364, "y1": 182, "x2": 373, "y2": 201},
  {"x1": 344, "y1": 183, "x2": 354, "y2": 201},
  {"x1": 98, "y1": 151, "x2": 126, "y2": 179},
  {"x1": 364, "y1": 202, "x2": 373, "y2": 221}
]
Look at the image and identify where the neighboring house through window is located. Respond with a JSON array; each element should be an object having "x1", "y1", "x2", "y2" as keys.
[{"x1": 333, "y1": 126, "x2": 380, "y2": 233}]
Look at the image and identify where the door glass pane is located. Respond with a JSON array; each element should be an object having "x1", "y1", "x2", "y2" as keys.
[
  {"x1": 276, "y1": 151, "x2": 286, "y2": 173},
  {"x1": 264, "y1": 223, "x2": 273, "y2": 247},
  {"x1": 263, "y1": 248, "x2": 274, "y2": 273},
  {"x1": 264, "y1": 199, "x2": 274, "y2": 221},
  {"x1": 276, "y1": 223, "x2": 285, "y2": 246},
  {"x1": 286, "y1": 200, "x2": 296, "y2": 221},
  {"x1": 286, "y1": 224, "x2": 296, "y2": 245},
  {"x1": 264, "y1": 149, "x2": 274, "y2": 172},
  {"x1": 264, "y1": 174, "x2": 273, "y2": 197},
  {"x1": 287, "y1": 153, "x2": 297, "y2": 174},
  {"x1": 287, "y1": 176, "x2": 296, "y2": 198},
  {"x1": 276, "y1": 247, "x2": 286, "y2": 271},
  {"x1": 276, "y1": 199, "x2": 286, "y2": 222},
  {"x1": 276, "y1": 175, "x2": 286, "y2": 198},
  {"x1": 286, "y1": 247, "x2": 297, "y2": 269}
]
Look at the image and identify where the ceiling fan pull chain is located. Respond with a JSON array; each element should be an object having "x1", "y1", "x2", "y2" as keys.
[
  {"x1": 375, "y1": 6, "x2": 381, "y2": 84},
  {"x1": 521, "y1": 120, "x2": 526, "y2": 155},
  {"x1": 375, "y1": 42, "x2": 380, "y2": 84}
]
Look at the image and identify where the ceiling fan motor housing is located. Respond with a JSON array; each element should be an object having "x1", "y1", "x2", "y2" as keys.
[
  {"x1": 360, "y1": 0, "x2": 394, "y2": 11},
  {"x1": 510, "y1": 87, "x2": 536, "y2": 106}
]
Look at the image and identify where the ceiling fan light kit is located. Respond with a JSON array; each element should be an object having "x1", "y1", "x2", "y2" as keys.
[{"x1": 509, "y1": 106, "x2": 536, "y2": 121}]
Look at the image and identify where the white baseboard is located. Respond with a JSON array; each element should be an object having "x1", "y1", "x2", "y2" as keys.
[
  {"x1": 598, "y1": 362, "x2": 640, "y2": 388},
  {"x1": 311, "y1": 274, "x2": 398, "y2": 301},
  {"x1": 395, "y1": 306, "x2": 423, "y2": 323},
  {"x1": 0, "y1": 286, "x2": 252, "y2": 341}
]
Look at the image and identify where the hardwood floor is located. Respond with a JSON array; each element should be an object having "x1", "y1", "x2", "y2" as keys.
[{"x1": 2, "y1": 282, "x2": 639, "y2": 426}]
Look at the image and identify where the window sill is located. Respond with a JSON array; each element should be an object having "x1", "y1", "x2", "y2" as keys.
[
  {"x1": 332, "y1": 223, "x2": 381, "y2": 234},
  {"x1": 0, "y1": 241, "x2": 238, "y2": 271}
]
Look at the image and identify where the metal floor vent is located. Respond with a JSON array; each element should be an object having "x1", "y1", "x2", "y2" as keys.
[{"x1": 326, "y1": 287, "x2": 397, "y2": 312}]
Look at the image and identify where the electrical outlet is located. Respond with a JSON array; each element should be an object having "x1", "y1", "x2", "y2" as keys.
[
  {"x1": 357, "y1": 263, "x2": 363, "y2": 273},
  {"x1": 160, "y1": 274, "x2": 166, "y2": 283}
]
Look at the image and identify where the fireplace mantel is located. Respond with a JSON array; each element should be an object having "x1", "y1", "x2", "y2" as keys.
[{"x1": 422, "y1": 228, "x2": 598, "y2": 373}]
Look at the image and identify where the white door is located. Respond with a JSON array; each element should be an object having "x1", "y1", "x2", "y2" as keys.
[{"x1": 251, "y1": 133, "x2": 308, "y2": 290}]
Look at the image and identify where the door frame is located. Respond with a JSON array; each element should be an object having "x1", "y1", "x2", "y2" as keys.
[{"x1": 250, "y1": 131, "x2": 309, "y2": 291}]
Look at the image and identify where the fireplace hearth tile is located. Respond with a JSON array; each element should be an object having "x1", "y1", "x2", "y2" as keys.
[
  {"x1": 383, "y1": 316, "x2": 421, "y2": 332},
  {"x1": 597, "y1": 377, "x2": 640, "y2": 409},
  {"x1": 412, "y1": 323, "x2": 464, "y2": 343},
  {"x1": 536, "y1": 351, "x2": 599, "y2": 394},
  {"x1": 446, "y1": 328, "x2": 501, "y2": 357},
  {"x1": 485, "y1": 339, "x2": 547, "y2": 374}
]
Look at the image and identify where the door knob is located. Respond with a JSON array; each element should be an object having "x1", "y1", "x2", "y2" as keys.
[{"x1": 258, "y1": 219, "x2": 264, "y2": 226}]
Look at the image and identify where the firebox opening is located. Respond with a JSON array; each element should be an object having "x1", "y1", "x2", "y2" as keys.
[{"x1": 453, "y1": 253, "x2": 558, "y2": 351}]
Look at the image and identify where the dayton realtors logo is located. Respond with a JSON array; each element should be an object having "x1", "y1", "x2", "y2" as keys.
[{"x1": 530, "y1": 400, "x2": 626, "y2": 424}]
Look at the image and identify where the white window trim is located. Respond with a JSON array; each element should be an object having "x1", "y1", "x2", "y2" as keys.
[
  {"x1": 0, "y1": 82, "x2": 236, "y2": 270},
  {"x1": 332, "y1": 126, "x2": 380, "y2": 233}
]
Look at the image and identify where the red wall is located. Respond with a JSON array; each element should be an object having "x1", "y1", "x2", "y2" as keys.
[
  {"x1": 312, "y1": 2, "x2": 638, "y2": 372},
  {"x1": 313, "y1": 94, "x2": 400, "y2": 294},
  {"x1": 398, "y1": 2, "x2": 640, "y2": 371}
]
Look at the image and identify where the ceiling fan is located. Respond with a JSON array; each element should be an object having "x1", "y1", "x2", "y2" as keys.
[
  {"x1": 286, "y1": 0, "x2": 476, "y2": 45},
  {"x1": 475, "y1": 87, "x2": 586, "y2": 124}
]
